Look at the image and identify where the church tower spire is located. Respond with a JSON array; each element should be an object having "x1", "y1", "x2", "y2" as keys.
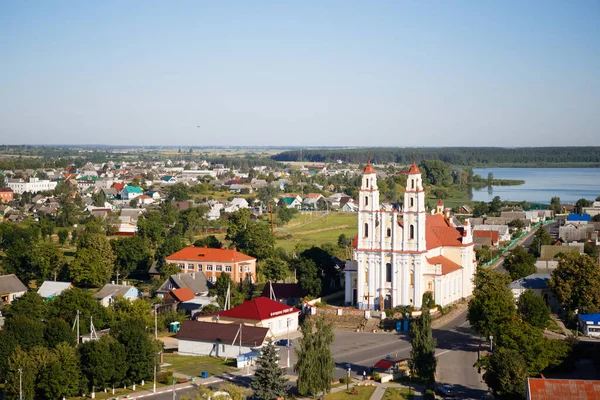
[
  {"x1": 358, "y1": 160, "x2": 379, "y2": 248},
  {"x1": 403, "y1": 161, "x2": 426, "y2": 252}
]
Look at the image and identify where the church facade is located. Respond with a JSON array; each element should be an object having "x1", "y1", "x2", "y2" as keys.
[{"x1": 344, "y1": 161, "x2": 476, "y2": 310}]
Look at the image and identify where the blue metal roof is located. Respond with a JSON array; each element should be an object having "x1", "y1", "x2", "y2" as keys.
[
  {"x1": 508, "y1": 273, "x2": 551, "y2": 290},
  {"x1": 579, "y1": 314, "x2": 600, "y2": 325},
  {"x1": 568, "y1": 214, "x2": 591, "y2": 222}
]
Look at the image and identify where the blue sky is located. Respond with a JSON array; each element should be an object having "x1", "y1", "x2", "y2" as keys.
[{"x1": 1, "y1": 1, "x2": 599, "y2": 147}]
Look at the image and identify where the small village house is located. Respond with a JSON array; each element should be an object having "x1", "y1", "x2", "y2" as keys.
[{"x1": 0, "y1": 274, "x2": 28, "y2": 304}]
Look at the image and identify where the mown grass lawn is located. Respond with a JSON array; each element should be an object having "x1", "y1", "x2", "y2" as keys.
[
  {"x1": 276, "y1": 212, "x2": 357, "y2": 252},
  {"x1": 162, "y1": 353, "x2": 236, "y2": 377},
  {"x1": 325, "y1": 385, "x2": 376, "y2": 400},
  {"x1": 382, "y1": 387, "x2": 415, "y2": 400}
]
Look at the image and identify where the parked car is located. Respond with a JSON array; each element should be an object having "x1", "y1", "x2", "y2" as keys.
[
  {"x1": 275, "y1": 338, "x2": 293, "y2": 346},
  {"x1": 435, "y1": 384, "x2": 456, "y2": 398}
]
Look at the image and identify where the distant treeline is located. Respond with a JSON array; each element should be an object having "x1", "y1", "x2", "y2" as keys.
[{"x1": 271, "y1": 147, "x2": 600, "y2": 166}]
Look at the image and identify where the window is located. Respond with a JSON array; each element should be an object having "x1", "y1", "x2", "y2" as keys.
[
  {"x1": 206, "y1": 265, "x2": 213, "y2": 271},
  {"x1": 428, "y1": 281, "x2": 433, "y2": 291},
  {"x1": 387, "y1": 228, "x2": 391, "y2": 237},
  {"x1": 198, "y1": 265, "x2": 203, "y2": 271},
  {"x1": 225, "y1": 266, "x2": 232, "y2": 272},
  {"x1": 366, "y1": 179, "x2": 369, "y2": 188},
  {"x1": 239, "y1": 266, "x2": 243, "y2": 273},
  {"x1": 365, "y1": 196, "x2": 369, "y2": 206},
  {"x1": 187, "y1": 264, "x2": 194, "y2": 270},
  {"x1": 207, "y1": 276, "x2": 214, "y2": 283},
  {"x1": 410, "y1": 225, "x2": 414, "y2": 239},
  {"x1": 216, "y1": 265, "x2": 222, "y2": 272},
  {"x1": 279, "y1": 320, "x2": 284, "y2": 330},
  {"x1": 410, "y1": 198, "x2": 414, "y2": 207},
  {"x1": 364, "y1": 223, "x2": 369, "y2": 238},
  {"x1": 245, "y1": 266, "x2": 250, "y2": 272},
  {"x1": 386, "y1": 263, "x2": 392, "y2": 282},
  {"x1": 178, "y1": 263, "x2": 185, "y2": 269},
  {"x1": 411, "y1": 179, "x2": 415, "y2": 189}
]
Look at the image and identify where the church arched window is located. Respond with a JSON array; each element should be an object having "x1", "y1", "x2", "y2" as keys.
[
  {"x1": 366, "y1": 179, "x2": 369, "y2": 188},
  {"x1": 387, "y1": 228, "x2": 391, "y2": 237},
  {"x1": 411, "y1": 179, "x2": 415, "y2": 189},
  {"x1": 364, "y1": 223, "x2": 369, "y2": 238},
  {"x1": 409, "y1": 224, "x2": 414, "y2": 239},
  {"x1": 410, "y1": 198, "x2": 414, "y2": 207},
  {"x1": 386, "y1": 263, "x2": 392, "y2": 282},
  {"x1": 365, "y1": 196, "x2": 369, "y2": 206}
]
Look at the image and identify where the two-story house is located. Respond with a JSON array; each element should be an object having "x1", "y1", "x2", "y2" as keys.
[{"x1": 165, "y1": 247, "x2": 256, "y2": 283}]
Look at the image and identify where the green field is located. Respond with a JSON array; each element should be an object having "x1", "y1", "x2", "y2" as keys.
[
  {"x1": 162, "y1": 353, "x2": 235, "y2": 377},
  {"x1": 275, "y1": 212, "x2": 358, "y2": 252}
]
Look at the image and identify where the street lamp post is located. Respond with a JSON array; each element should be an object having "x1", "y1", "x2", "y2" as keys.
[
  {"x1": 347, "y1": 366, "x2": 351, "y2": 391},
  {"x1": 489, "y1": 333, "x2": 494, "y2": 352},
  {"x1": 18, "y1": 368, "x2": 23, "y2": 400},
  {"x1": 153, "y1": 352, "x2": 158, "y2": 394},
  {"x1": 286, "y1": 319, "x2": 291, "y2": 368}
]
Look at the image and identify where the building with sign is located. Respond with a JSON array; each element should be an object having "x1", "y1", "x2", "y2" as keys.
[
  {"x1": 196, "y1": 297, "x2": 300, "y2": 336},
  {"x1": 344, "y1": 161, "x2": 477, "y2": 310}
]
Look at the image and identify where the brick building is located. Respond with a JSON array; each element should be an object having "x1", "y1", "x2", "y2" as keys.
[{"x1": 165, "y1": 247, "x2": 256, "y2": 283}]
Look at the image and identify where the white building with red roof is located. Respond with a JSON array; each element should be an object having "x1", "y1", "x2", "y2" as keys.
[
  {"x1": 344, "y1": 161, "x2": 476, "y2": 310},
  {"x1": 196, "y1": 297, "x2": 300, "y2": 336},
  {"x1": 166, "y1": 247, "x2": 256, "y2": 284}
]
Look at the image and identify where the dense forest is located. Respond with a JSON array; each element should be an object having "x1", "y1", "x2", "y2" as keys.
[{"x1": 271, "y1": 147, "x2": 600, "y2": 166}]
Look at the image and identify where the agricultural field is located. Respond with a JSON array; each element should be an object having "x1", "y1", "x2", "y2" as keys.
[{"x1": 275, "y1": 211, "x2": 358, "y2": 253}]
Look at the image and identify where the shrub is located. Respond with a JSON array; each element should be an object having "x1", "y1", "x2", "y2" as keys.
[{"x1": 158, "y1": 371, "x2": 174, "y2": 385}]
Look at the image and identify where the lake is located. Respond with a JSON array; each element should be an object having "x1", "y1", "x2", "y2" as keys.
[{"x1": 471, "y1": 168, "x2": 600, "y2": 204}]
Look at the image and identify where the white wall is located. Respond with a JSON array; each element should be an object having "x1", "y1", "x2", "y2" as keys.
[
  {"x1": 261, "y1": 314, "x2": 298, "y2": 336},
  {"x1": 179, "y1": 339, "x2": 256, "y2": 358}
]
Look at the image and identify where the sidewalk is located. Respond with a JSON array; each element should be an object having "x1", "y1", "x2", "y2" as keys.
[{"x1": 368, "y1": 381, "x2": 426, "y2": 400}]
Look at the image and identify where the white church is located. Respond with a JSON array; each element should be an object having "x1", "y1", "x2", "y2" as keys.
[{"x1": 344, "y1": 161, "x2": 476, "y2": 310}]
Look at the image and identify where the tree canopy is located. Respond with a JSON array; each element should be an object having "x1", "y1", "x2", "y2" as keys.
[{"x1": 549, "y1": 253, "x2": 600, "y2": 315}]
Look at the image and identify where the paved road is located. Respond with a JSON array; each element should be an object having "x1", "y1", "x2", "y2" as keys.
[{"x1": 434, "y1": 308, "x2": 490, "y2": 400}]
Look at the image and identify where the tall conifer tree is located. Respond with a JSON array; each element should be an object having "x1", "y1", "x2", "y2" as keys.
[
  {"x1": 251, "y1": 339, "x2": 288, "y2": 400},
  {"x1": 409, "y1": 307, "x2": 437, "y2": 382}
]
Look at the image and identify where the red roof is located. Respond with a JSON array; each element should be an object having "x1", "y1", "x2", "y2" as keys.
[
  {"x1": 306, "y1": 193, "x2": 323, "y2": 199},
  {"x1": 408, "y1": 161, "x2": 420, "y2": 174},
  {"x1": 426, "y1": 214, "x2": 465, "y2": 250},
  {"x1": 0, "y1": 187, "x2": 14, "y2": 193},
  {"x1": 216, "y1": 297, "x2": 300, "y2": 321},
  {"x1": 437, "y1": 199, "x2": 444, "y2": 206},
  {"x1": 363, "y1": 161, "x2": 375, "y2": 174},
  {"x1": 169, "y1": 288, "x2": 195, "y2": 302},
  {"x1": 166, "y1": 247, "x2": 255, "y2": 263},
  {"x1": 473, "y1": 230, "x2": 499, "y2": 243},
  {"x1": 528, "y1": 378, "x2": 600, "y2": 399},
  {"x1": 113, "y1": 182, "x2": 125, "y2": 191},
  {"x1": 426, "y1": 255, "x2": 463, "y2": 275},
  {"x1": 352, "y1": 234, "x2": 358, "y2": 247},
  {"x1": 373, "y1": 360, "x2": 393, "y2": 369}
]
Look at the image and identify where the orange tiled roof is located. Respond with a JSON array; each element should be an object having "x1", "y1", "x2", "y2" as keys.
[
  {"x1": 166, "y1": 247, "x2": 255, "y2": 263},
  {"x1": 473, "y1": 230, "x2": 499, "y2": 243},
  {"x1": 306, "y1": 193, "x2": 322, "y2": 199},
  {"x1": 363, "y1": 161, "x2": 375, "y2": 174},
  {"x1": 437, "y1": 199, "x2": 444, "y2": 206},
  {"x1": 169, "y1": 288, "x2": 195, "y2": 302},
  {"x1": 408, "y1": 161, "x2": 420, "y2": 174},
  {"x1": 528, "y1": 378, "x2": 600, "y2": 399},
  {"x1": 426, "y1": 255, "x2": 463, "y2": 275},
  {"x1": 426, "y1": 214, "x2": 465, "y2": 249}
]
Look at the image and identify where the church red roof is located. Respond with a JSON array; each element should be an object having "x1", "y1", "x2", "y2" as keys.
[
  {"x1": 426, "y1": 214, "x2": 465, "y2": 250},
  {"x1": 408, "y1": 161, "x2": 420, "y2": 174},
  {"x1": 216, "y1": 297, "x2": 300, "y2": 321},
  {"x1": 363, "y1": 161, "x2": 375, "y2": 174},
  {"x1": 437, "y1": 199, "x2": 444, "y2": 206},
  {"x1": 426, "y1": 255, "x2": 463, "y2": 275}
]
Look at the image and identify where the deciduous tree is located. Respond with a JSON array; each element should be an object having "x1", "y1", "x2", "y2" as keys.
[
  {"x1": 467, "y1": 268, "x2": 515, "y2": 337},
  {"x1": 549, "y1": 253, "x2": 600, "y2": 315},
  {"x1": 483, "y1": 347, "x2": 528, "y2": 400},
  {"x1": 409, "y1": 308, "x2": 437, "y2": 382},
  {"x1": 294, "y1": 315, "x2": 335, "y2": 397},
  {"x1": 37, "y1": 343, "x2": 83, "y2": 399},
  {"x1": 517, "y1": 290, "x2": 550, "y2": 329},
  {"x1": 503, "y1": 246, "x2": 536, "y2": 281},
  {"x1": 259, "y1": 258, "x2": 289, "y2": 282},
  {"x1": 294, "y1": 257, "x2": 321, "y2": 298}
]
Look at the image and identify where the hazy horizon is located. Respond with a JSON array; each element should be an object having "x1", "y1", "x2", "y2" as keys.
[{"x1": 1, "y1": 1, "x2": 599, "y2": 147}]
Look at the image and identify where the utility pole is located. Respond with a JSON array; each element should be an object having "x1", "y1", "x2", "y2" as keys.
[
  {"x1": 116, "y1": 270, "x2": 120, "y2": 286},
  {"x1": 269, "y1": 202, "x2": 274, "y2": 234},
  {"x1": 286, "y1": 319, "x2": 291, "y2": 368},
  {"x1": 153, "y1": 353, "x2": 157, "y2": 393},
  {"x1": 18, "y1": 368, "x2": 22, "y2": 400},
  {"x1": 154, "y1": 304, "x2": 158, "y2": 340}
]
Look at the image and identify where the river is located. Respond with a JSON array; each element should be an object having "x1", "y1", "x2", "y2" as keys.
[{"x1": 471, "y1": 168, "x2": 600, "y2": 204}]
